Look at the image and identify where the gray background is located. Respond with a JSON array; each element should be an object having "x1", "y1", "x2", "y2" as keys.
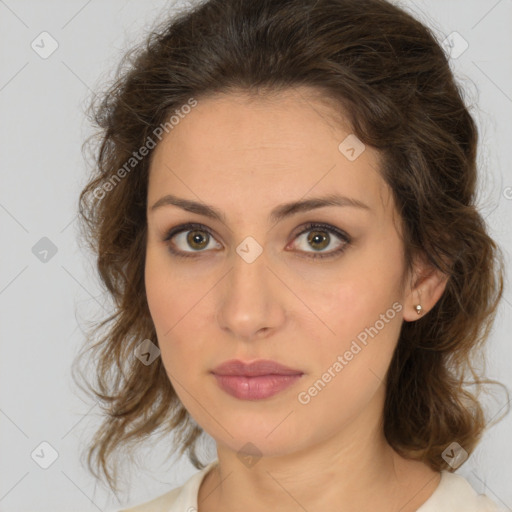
[{"x1": 0, "y1": 0, "x2": 511, "y2": 510}]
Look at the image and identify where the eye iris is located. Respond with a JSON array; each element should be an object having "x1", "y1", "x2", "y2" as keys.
[
  {"x1": 307, "y1": 230, "x2": 329, "y2": 251},
  {"x1": 187, "y1": 230, "x2": 209, "y2": 250}
]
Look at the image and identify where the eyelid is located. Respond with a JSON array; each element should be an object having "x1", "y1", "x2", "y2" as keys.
[{"x1": 163, "y1": 222, "x2": 217, "y2": 243}]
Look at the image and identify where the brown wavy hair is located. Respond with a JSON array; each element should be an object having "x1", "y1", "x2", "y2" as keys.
[{"x1": 75, "y1": 0, "x2": 509, "y2": 494}]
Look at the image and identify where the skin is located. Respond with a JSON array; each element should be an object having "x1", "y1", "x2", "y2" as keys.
[{"x1": 144, "y1": 87, "x2": 448, "y2": 512}]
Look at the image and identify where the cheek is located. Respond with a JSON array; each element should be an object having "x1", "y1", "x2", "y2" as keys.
[
  {"x1": 145, "y1": 250, "x2": 173, "y2": 332},
  {"x1": 293, "y1": 259, "x2": 403, "y2": 352},
  {"x1": 330, "y1": 232, "x2": 404, "y2": 324},
  {"x1": 144, "y1": 247, "x2": 198, "y2": 333},
  {"x1": 144, "y1": 248, "x2": 213, "y2": 377},
  {"x1": 306, "y1": 277, "x2": 402, "y2": 377},
  {"x1": 296, "y1": 288, "x2": 403, "y2": 423},
  {"x1": 294, "y1": 233, "x2": 405, "y2": 386}
]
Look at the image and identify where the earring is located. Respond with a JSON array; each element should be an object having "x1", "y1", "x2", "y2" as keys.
[{"x1": 415, "y1": 304, "x2": 423, "y2": 315}]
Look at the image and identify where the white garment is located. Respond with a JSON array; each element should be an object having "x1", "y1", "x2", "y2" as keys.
[{"x1": 120, "y1": 461, "x2": 506, "y2": 512}]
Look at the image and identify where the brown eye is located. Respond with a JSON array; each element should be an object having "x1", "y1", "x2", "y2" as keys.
[
  {"x1": 290, "y1": 222, "x2": 351, "y2": 259},
  {"x1": 163, "y1": 223, "x2": 222, "y2": 257},
  {"x1": 163, "y1": 222, "x2": 350, "y2": 260},
  {"x1": 306, "y1": 230, "x2": 330, "y2": 251},
  {"x1": 186, "y1": 230, "x2": 210, "y2": 250}
]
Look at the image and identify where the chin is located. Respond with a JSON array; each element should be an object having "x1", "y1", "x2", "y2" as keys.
[{"x1": 207, "y1": 413, "x2": 308, "y2": 456}]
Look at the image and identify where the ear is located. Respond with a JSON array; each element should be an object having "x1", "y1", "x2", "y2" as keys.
[{"x1": 403, "y1": 254, "x2": 449, "y2": 322}]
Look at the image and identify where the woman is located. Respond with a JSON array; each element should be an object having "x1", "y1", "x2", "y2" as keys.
[{"x1": 76, "y1": 0, "x2": 509, "y2": 510}]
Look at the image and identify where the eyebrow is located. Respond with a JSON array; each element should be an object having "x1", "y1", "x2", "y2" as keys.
[{"x1": 149, "y1": 193, "x2": 370, "y2": 224}]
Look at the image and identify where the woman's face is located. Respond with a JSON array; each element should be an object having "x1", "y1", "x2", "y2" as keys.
[{"x1": 145, "y1": 88, "x2": 412, "y2": 458}]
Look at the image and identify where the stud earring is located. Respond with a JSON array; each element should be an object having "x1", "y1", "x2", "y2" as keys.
[{"x1": 415, "y1": 304, "x2": 423, "y2": 315}]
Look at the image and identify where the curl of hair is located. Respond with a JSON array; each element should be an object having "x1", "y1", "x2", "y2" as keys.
[{"x1": 74, "y1": 0, "x2": 508, "y2": 493}]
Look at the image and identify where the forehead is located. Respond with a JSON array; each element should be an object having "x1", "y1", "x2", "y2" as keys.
[
  {"x1": 153, "y1": 87, "x2": 351, "y2": 156},
  {"x1": 147, "y1": 87, "x2": 393, "y2": 219}
]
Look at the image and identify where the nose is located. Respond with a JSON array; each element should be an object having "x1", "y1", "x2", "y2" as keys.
[{"x1": 216, "y1": 246, "x2": 287, "y2": 341}]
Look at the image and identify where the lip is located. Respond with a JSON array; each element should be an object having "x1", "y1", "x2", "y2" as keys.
[
  {"x1": 212, "y1": 359, "x2": 302, "y2": 377},
  {"x1": 211, "y1": 359, "x2": 304, "y2": 400}
]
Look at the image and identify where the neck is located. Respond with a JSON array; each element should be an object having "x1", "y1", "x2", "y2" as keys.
[{"x1": 197, "y1": 386, "x2": 440, "y2": 512}]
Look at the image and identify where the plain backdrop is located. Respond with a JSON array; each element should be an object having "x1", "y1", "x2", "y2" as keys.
[{"x1": 0, "y1": 0, "x2": 511, "y2": 510}]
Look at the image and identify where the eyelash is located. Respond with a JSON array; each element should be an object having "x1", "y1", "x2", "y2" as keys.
[{"x1": 162, "y1": 222, "x2": 351, "y2": 260}]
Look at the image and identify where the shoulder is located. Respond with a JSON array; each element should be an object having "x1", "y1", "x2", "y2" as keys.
[
  {"x1": 118, "y1": 461, "x2": 218, "y2": 512},
  {"x1": 418, "y1": 471, "x2": 505, "y2": 512}
]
